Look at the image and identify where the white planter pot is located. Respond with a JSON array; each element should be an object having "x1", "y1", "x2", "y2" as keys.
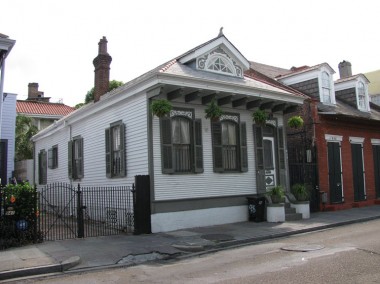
[
  {"x1": 291, "y1": 202, "x2": 310, "y2": 219},
  {"x1": 266, "y1": 204, "x2": 285, "y2": 222}
]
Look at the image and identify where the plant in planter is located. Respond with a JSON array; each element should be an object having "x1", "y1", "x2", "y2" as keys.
[
  {"x1": 291, "y1": 183, "x2": 309, "y2": 201},
  {"x1": 205, "y1": 98, "x2": 223, "y2": 121},
  {"x1": 268, "y1": 185, "x2": 285, "y2": 204},
  {"x1": 287, "y1": 115, "x2": 304, "y2": 129},
  {"x1": 151, "y1": 99, "x2": 172, "y2": 118},
  {"x1": 252, "y1": 109, "x2": 268, "y2": 125}
]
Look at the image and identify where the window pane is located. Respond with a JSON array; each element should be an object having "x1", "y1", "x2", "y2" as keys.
[
  {"x1": 264, "y1": 139, "x2": 274, "y2": 169},
  {"x1": 172, "y1": 117, "x2": 191, "y2": 172},
  {"x1": 112, "y1": 126, "x2": 120, "y2": 150}
]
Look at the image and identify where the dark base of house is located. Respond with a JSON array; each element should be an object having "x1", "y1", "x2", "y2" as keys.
[{"x1": 321, "y1": 200, "x2": 380, "y2": 211}]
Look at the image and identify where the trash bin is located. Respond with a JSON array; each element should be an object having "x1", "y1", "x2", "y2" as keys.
[{"x1": 247, "y1": 196, "x2": 266, "y2": 222}]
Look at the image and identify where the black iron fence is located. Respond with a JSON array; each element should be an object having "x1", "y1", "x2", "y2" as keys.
[
  {"x1": 0, "y1": 183, "x2": 41, "y2": 250},
  {"x1": 38, "y1": 183, "x2": 135, "y2": 241}
]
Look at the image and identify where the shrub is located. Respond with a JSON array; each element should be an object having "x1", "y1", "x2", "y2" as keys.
[{"x1": 151, "y1": 99, "x2": 172, "y2": 117}]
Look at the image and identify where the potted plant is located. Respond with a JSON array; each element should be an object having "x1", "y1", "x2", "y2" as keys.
[
  {"x1": 252, "y1": 109, "x2": 268, "y2": 125},
  {"x1": 269, "y1": 185, "x2": 285, "y2": 204},
  {"x1": 287, "y1": 116, "x2": 304, "y2": 129},
  {"x1": 289, "y1": 183, "x2": 310, "y2": 219},
  {"x1": 151, "y1": 99, "x2": 172, "y2": 118},
  {"x1": 205, "y1": 98, "x2": 223, "y2": 121},
  {"x1": 266, "y1": 185, "x2": 285, "y2": 222}
]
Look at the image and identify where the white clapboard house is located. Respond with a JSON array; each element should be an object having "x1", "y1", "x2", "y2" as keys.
[{"x1": 32, "y1": 31, "x2": 305, "y2": 232}]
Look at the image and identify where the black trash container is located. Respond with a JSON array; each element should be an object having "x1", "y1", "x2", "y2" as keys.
[{"x1": 247, "y1": 196, "x2": 266, "y2": 222}]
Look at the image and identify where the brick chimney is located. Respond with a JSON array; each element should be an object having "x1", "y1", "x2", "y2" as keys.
[
  {"x1": 93, "y1": 36, "x2": 112, "y2": 102},
  {"x1": 27, "y1": 83, "x2": 50, "y2": 102},
  {"x1": 338, "y1": 60, "x2": 352, "y2": 79}
]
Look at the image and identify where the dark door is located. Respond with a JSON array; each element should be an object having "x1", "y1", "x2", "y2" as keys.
[
  {"x1": 373, "y1": 145, "x2": 380, "y2": 198},
  {"x1": 328, "y1": 142, "x2": 343, "y2": 203},
  {"x1": 0, "y1": 140, "x2": 7, "y2": 186},
  {"x1": 351, "y1": 144, "x2": 365, "y2": 201}
]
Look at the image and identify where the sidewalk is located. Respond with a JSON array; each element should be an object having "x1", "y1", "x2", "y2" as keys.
[{"x1": 1, "y1": 205, "x2": 380, "y2": 281}]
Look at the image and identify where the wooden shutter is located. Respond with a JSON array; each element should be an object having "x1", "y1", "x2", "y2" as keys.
[
  {"x1": 253, "y1": 125, "x2": 266, "y2": 193},
  {"x1": 38, "y1": 151, "x2": 42, "y2": 184},
  {"x1": 42, "y1": 150, "x2": 47, "y2": 184},
  {"x1": 105, "y1": 128, "x2": 111, "y2": 177},
  {"x1": 160, "y1": 117, "x2": 174, "y2": 174},
  {"x1": 68, "y1": 141, "x2": 73, "y2": 179},
  {"x1": 193, "y1": 119, "x2": 203, "y2": 173},
  {"x1": 212, "y1": 121, "x2": 224, "y2": 172},
  {"x1": 78, "y1": 138, "x2": 84, "y2": 179},
  {"x1": 277, "y1": 127, "x2": 286, "y2": 186},
  {"x1": 119, "y1": 123, "x2": 126, "y2": 177},
  {"x1": 240, "y1": 122, "x2": 248, "y2": 172},
  {"x1": 48, "y1": 148, "x2": 53, "y2": 169}
]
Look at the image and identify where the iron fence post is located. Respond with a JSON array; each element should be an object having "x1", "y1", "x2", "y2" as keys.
[{"x1": 77, "y1": 184, "x2": 84, "y2": 238}]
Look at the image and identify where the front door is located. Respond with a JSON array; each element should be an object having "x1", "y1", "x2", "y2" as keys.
[
  {"x1": 373, "y1": 145, "x2": 380, "y2": 198},
  {"x1": 263, "y1": 137, "x2": 276, "y2": 190},
  {"x1": 351, "y1": 143, "x2": 365, "y2": 201},
  {"x1": 0, "y1": 140, "x2": 7, "y2": 186},
  {"x1": 328, "y1": 142, "x2": 343, "y2": 203}
]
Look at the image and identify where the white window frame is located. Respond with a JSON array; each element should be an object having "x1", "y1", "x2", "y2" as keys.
[
  {"x1": 205, "y1": 54, "x2": 237, "y2": 77},
  {"x1": 357, "y1": 81, "x2": 369, "y2": 111}
]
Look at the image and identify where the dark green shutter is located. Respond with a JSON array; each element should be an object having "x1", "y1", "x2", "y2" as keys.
[
  {"x1": 254, "y1": 125, "x2": 266, "y2": 193},
  {"x1": 212, "y1": 121, "x2": 224, "y2": 172},
  {"x1": 48, "y1": 148, "x2": 53, "y2": 169},
  {"x1": 193, "y1": 119, "x2": 203, "y2": 173},
  {"x1": 160, "y1": 117, "x2": 174, "y2": 174},
  {"x1": 240, "y1": 122, "x2": 248, "y2": 172},
  {"x1": 38, "y1": 151, "x2": 42, "y2": 184},
  {"x1": 78, "y1": 138, "x2": 84, "y2": 179},
  {"x1": 277, "y1": 127, "x2": 286, "y2": 186},
  {"x1": 68, "y1": 141, "x2": 72, "y2": 179},
  {"x1": 105, "y1": 128, "x2": 111, "y2": 177},
  {"x1": 119, "y1": 123, "x2": 126, "y2": 177}
]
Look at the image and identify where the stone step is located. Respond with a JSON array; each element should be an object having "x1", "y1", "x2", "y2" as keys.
[
  {"x1": 285, "y1": 212, "x2": 303, "y2": 221},
  {"x1": 285, "y1": 207, "x2": 296, "y2": 214}
]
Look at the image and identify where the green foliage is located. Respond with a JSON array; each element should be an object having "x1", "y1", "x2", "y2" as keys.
[
  {"x1": 15, "y1": 115, "x2": 38, "y2": 161},
  {"x1": 268, "y1": 185, "x2": 285, "y2": 203},
  {"x1": 291, "y1": 183, "x2": 310, "y2": 201},
  {"x1": 151, "y1": 99, "x2": 172, "y2": 117},
  {"x1": 287, "y1": 116, "x2": 304, "y2": 129},
  {"x1": 252, "y1": 109, "x2": 268, "y2": 125},
  {"x1": 83, "y1": 80, "x2": 124, "y2": 105},
  {"x1": 74, "y1": 103, "x2": 85, "y2": 109},
  {"x1": 205, "y1": 98, "x2": 223, "y2": 120},
  {"x1": 0, "y1": 182, "x2": 42, "y2": 249}
]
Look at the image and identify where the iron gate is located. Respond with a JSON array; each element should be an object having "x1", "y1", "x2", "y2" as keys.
[
  {"x1": 38, "y1": 183, "x2": 135, "y2": 240},
  {"x1": 287, "y1": 131, "x2": 320, "y2": 212}
]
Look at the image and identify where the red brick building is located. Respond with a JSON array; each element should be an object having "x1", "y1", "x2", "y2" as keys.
[{"x1": 251, "y1": 60, "x2": 380, "y2": 211}]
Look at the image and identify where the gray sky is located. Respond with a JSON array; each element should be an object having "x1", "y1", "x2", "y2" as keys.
[{"x1": 2, "y1": 0, "x2": 380, "y2": 107}]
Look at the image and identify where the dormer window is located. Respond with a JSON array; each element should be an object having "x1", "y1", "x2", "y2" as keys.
[
  {"x1": 357, "y1": 82, "x2": 368, "y2": 111},
  {"x1": 322, "y1": 72, "x2": 332, "y2": 104}
]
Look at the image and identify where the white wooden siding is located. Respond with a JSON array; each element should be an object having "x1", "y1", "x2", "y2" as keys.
[
  {"x1": 34, "y1": 93, "x2": 148, "y2": 187},
  {"x1": 2, "y1": 93, "x2": 17, "y2": 182},
  {"x1": 152, "y1": 102, "x2": 286, "y2": 201}
]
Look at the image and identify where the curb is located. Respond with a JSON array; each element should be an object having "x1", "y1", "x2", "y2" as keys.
[
  {"x1": 0, "y1": 256, "x2": 80, "y2": 281},
  {"x1": 175, "y1": 214, "x2": 380, "y2": 259}
]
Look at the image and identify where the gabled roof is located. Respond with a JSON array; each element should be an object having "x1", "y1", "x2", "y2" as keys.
[
  {"x1": 335, "y1": 74, "x2": 370, "y2": 84},
  {"x1": 276, "y1": 63, "x2": 335, "y2": 79},
  {"x1": 17, "y1": 100, "x2": 75, "y2": 117}
]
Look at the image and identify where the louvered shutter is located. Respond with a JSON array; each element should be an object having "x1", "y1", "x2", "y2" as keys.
[
  {"x1": 240, "y1": 122, "x2": 248, "y2": 172},
  {"x1": 105, "y1": 128, "x2": 111, "y2": 177},
  {"x1": 254, "y1": 125, "x2": 266, "y2": 193},
  {"x1": 193, "y1": 119, "x2": 203, "y2": 173},
  {"x1": 68, "y1": 141, "x2": 73, "y2": 179},
  {"x1": 78, "y1": 138, "x2": 84, "y2": 179},
  {"x1": 160, "y1": 117, "x2": 174, "y2": 174},
  {"x1": 212, "y1": 121, "x2": 224, "y2": 172},
  {"x1": 119, "y1": 123, "x2": 126, "y2": 177}
]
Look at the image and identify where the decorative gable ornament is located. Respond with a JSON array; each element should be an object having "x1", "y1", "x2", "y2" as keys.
[{"x1": 197, "y1": 47, "x2": 243, "y2": 78}]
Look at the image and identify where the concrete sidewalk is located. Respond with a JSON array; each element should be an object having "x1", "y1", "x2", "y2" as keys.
[{"x1": 1, "y1": 205, "x2": 380, "y2": 281}]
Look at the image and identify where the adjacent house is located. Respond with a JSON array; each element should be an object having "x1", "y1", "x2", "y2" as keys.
[
  {"x1": 0, "y1": 33, "x2": 16, "y2": 185},
  {"x1": 253, "y1": 60, "x2": 380, "y2": 211},
  {"x1": 365, "y1": 69, "x2": 380, "y2": 106},
  {"x1": 32, "y1": 32, "x2": 305, "y2": 232},
  {"x1": 16, "y1": 83, "x2": 75, "y2": 131}
]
